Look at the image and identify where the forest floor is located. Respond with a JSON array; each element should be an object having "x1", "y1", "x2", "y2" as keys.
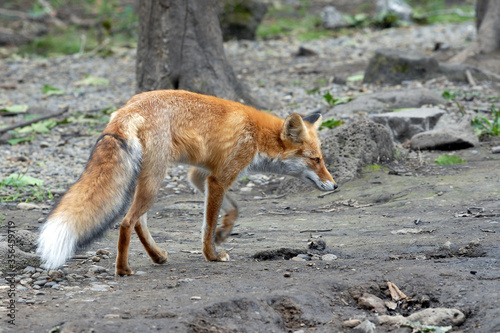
[{"x1": 1, "y1": 3, "x2": 500, "y2": 332}]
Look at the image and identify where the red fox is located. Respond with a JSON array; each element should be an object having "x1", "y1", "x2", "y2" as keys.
[{"x1": 37, "y1": 90, "x2": 337, "y2": 275}]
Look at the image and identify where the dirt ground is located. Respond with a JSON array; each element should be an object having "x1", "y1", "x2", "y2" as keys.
[{"x1": 2, "y1": 143, "x2": 499, "y2": 332}]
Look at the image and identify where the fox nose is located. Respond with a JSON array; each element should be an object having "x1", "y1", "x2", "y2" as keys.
[{"x1": 333, "y1": 183, "x2": 338, "y2": 190}]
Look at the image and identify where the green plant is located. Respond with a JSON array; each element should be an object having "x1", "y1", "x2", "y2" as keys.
[
  {"x1": 320, "y1": 117, "x2": 344, "y2": 130},
  {"x1": 41, "y1": 84, "x2": 65, "y2": 96},
  {"x1": 442, "y1": 89, "x2": 460, "y2": 100},
  {"x1": 0, "y1": 104, "x2": 29, "y2": 114},
  {"x1": 471, "y1": 104, "x2": 500, "y2": 137},
  {"x1": 8, "y1": 118, "x2": 59, "y2": 145},
  {"x1": 0, "y1": 173, "x2": 51, "y2": 203},
  {"x1": 323, "y1": 92, "x2": 353, "y2": 106},
  {"x1": 435, "y1": 154, "x2": 466, "y2": 165}
]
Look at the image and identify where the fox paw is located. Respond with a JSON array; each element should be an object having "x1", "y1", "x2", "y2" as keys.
[
  {"x1": 116, "y1": 267, "x2": 134, "y2": 276},
  {"x1": 204, "y1": 251, "x2": 230, "y2": 262},
  {"x1": 152, "y1": 251, "x2": 168, "y2": 264},
  {"x1": 215, "y1": 251, "x2": 230, "y2": 262}
]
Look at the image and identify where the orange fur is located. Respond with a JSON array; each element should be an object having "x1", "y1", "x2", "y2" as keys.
[{"x1": 37, "y1": 90, "x2": 337, "y2": 275}]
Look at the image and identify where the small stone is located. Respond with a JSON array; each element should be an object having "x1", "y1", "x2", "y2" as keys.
[
  {"x1": 40, "y1": 141, "x2": 49, "y2": 148},
  {"x1": 48, "y1": 270, "x2": 63, "y2": 279},
  {"x1": 353, "y1": 319, "x2": 376, "y2": 333},
  {"x1": 321, "y1": 254, "x2": 338, "y2": 261},
  {"x1": 23, "y1": 266, "x2": 36, "y2": 274},
  {"x1": 44, "y1": 281, "x2": 57, "y2": 288},
  {"x1": 91, "y1": 256, "x2": 101, "y2": 262},
  {"x1": 88, "y1": 265, "x2": 107, "y2": 274},
  {"x1": 291, "y1": 256, "x2": 306, "y2": 262},
  {"x1": 34, "y1": 280, "x2": 47, "y2": 286},
  {"x1": 96, "y1": 249, "x2": 111, "y2": 256},
  {"x1": 33, "y1": 285, "x2": 41, "y2": 290},
  {"x1": 17, "y1": 285, "x2": 28, "y2": 291},
  {"x1": 104, "y1": 314, "x2": 121, "y2": 319},
  {"x1": 17, "y1": 202, "x2": 47, "y2": 210},
  {"x1": 283, "y1": 272, "x2": 291, "y2": 278},
  {"x1": 25, "y1": 299, "x2": 36, "y2": 305},
  {"x1": 35, "y1": 291, "x2": 46, "y2": 296},
  {"x1": 358, "y1": 293, "x2": 388, "y2": 314},
  {"x1": 190, "y1": 296, "x2": 202, "y2": 300},
  {"x1": 135, "y1": 271, "x2": 147, "y2": 275},
  {"x1": 20, "y1": 278, "x2": 33, "y2": 286},
  {"x1": 343, "y1": 319, "x2": 362, "y2": 328}
]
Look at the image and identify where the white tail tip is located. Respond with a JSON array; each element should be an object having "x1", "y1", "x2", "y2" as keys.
[{"x1": 36, "y1": 218, "x2": 77, "y2": 270}]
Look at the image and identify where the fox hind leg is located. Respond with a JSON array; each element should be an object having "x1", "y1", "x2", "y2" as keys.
[
  {"x1": 135, "y1": 213, "x2": 168, "y2": 264},
  {"x1": 116, "y1": 174, "x2": 165, "y2": 276},
  {"x1": 188, "y1": 168, "x2": 238, "y2": 245}
]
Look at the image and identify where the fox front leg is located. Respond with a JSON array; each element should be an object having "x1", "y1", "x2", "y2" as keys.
[{"x1": 201, "y1": 175, "x2": 230, "y2": 262}]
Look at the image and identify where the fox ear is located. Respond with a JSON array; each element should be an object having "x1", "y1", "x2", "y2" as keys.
[
  {"x1": 302, "y1": 113, "x2": 323, "y2": 130},
  {"x1": 282, "y1": 113, "x2": 308, "y2": 144}
]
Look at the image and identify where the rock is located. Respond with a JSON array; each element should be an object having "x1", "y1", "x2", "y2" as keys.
[
  {"x1": 492, "y1": 146, "x2": 500, "y2": 154},
  {"x1": 353, "y1": 319, "x2": 377, "y2": 333},
  {"x1": 219, "y1": 0, "x2": 268, "y2": 41},
  {"x1": 48, "y1": 270, "x2": 63, "y2": 279},
  {"x1": 364, "y1": 48, "x2": 500, "y2": 85},
  {"x1": 88, "y1": 265, "x2": 108, "y2": 274},
  {"x1": 321, "y1": 254, "x2": 338, "y2": 261},
  {"x1": 343, "y1": 319, "x2": 362, "y2": 328},
  {"x1": 91, "y1": 256, "x2": 101, "y2": 262},
  {"x1": 376, "y1": 0, "x2": 413, "y2": 21},
  {"x1": 17, "y1": 202, "x2": 37, "y2": 210},
  {"x1": 0, "y1": 242, "x2": 41, "y2": 272},
  {"x1": 14, "y1": 229, "x2": 38, "y2": 253},
  {"x1": 44, "y1": 281, "x2": 57, "y2": 288},
  {"x1": 325, "y1": 88, "x2": 446, "y2": 117},
  {"x1": 410, "y1": 117, "x2": 479, "y2": 150},
  {"x1": 308, "y1": 240, "x2": 326, "y2": 252},
  {"x1": 321, "y1": 6, "x2": 348, "y2": 30},
  {"x1": 23, "y1": 266, "x2": 36, "y2": 274},
  {"x1": 96, "y1": 249, "x2": 111, "y2": 256},
  {"x1": 378, "y1": 307, "x2": 465, "y2": 326},
  {"x1": 322, "y1": 118, "x2": 394, "y2": 183},
  {"x1": 364, "y1": 48, "x2": 440, "y2": 85},
  {"x1": 295, "y1": 46, "x2": 318, "y2": 57},
  {"x1": 371, "y1": 107, "x2": 445, "y2": 143},
  {"x1": 358, "y1": 293, "x2": 388, "y2": 314}
]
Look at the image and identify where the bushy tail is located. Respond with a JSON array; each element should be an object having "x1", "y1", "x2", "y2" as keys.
[{"x1": 37, "y1": 133, "x2": 142, "y2": 269}]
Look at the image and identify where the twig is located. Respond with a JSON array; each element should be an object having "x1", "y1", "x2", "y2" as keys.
[
  {"x1": 465, "y1": 69, "x2": 477, "y2": 86},
  {"x1": 317, "y1": 189, "x2": 339, "y2": 198},
  {"x1": 0, "y1": 106, "x2": 69, "y2": 134},
  {"x1": 299, "y1": 228, "x2": 332, "y2": 233}
]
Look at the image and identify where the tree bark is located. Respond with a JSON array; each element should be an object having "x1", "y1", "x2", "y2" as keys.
[
  {"x1": 136, "y1": 0, "x2": 261, "y2": 107},
  {"x1": 450, "y1": 0, "x2": 500, "y2": 62}
]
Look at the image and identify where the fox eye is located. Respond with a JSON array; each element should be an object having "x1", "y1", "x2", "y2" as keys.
[{"x1": 313, "y1": 157, "x2": 320, "y2": 164}]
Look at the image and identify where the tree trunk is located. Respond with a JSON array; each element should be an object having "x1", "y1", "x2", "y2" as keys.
[
  {"x1": 450, "y1": 0, "x2": 500, "y2": 62},
  {"x1": 136, "y1": 0, "x2": 261, "y2": 107}
]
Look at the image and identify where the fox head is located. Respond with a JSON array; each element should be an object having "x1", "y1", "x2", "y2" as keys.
[{"x1": 279, "y1": 113, "x2": 338, "y2": 191}]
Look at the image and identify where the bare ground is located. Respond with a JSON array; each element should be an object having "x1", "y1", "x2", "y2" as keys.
[{"x1": 2, "y1": 143, "x2": 499, "y2": 332}]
